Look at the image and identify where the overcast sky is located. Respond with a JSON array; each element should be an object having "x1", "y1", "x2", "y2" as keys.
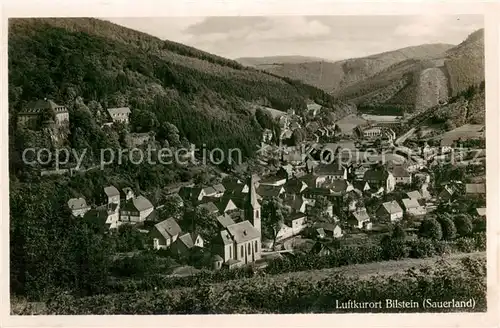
[{"x1": 106, "y1": 15, "x2": 483, "y2": 61}]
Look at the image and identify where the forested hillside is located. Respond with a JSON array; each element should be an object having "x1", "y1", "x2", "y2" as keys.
[
  {"x1": 9, "y1": 18, "x2": 338, "y2": 158},
  {"x1": 8, "y1": 18, "x2": 345, "y2": 301}
]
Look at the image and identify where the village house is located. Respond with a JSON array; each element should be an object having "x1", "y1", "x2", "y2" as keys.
[
  {"x1": 363, "y1": 168, "x2": 396, "y2": 192},
  {"x1": 352, "y1": 180, "x2": 371, "y2": 193},
  {"x1": 107, "y1": 107, "x2": 131, "y2": 124},
  {"x1": 84, "y1": 205, "x2": 120, "y2": 231},
  {"x1": 358, "y1": 126, "x2": 383, "y2": 139},
  {"x1": 120, "y1": 187, "x2": 135, "y2": 202},
  {"x1": 401, "y1": 198, "x2": 427, "y2": 217},
  {"x1": 465, "y1": 183, "x2": 486, "y2": 197},
  {"x1": 275, "y1": 212, "x2": 307, "y2": 241},
  {"x1": 391, "y1": 165, "x2": 412, "y2": 185},
  {"x1": 313, "y1": 222, "x2": 343, "y2": 238},
  {"x1": 256, "y1": 185, "x2": 285, "y2": 199},
  {"x1": 170, "y1": 233, "x2": 204, "y2": 258},
  {"x1": 17, "y1": 98, "x2": 69, "y2": 129},
  {"x1": 306, "y1": 103, "x2": 322, "y2": 117},
  {"x1": 439, "y1": 185, "x2": 456, "y2": 201},
  {"x1": 120, "y1": 195, "x2": 155, "y2": 223},
  {"x1": 216, "y1": 197, "x2": 239, "y2": 213},
  {"x1": 67, "y1": 197, "x2": 91, "y2": 218},
  {"x1": 406, "y1": 190, "x2": 423, "y2": 200},
  {"x1": 310, "y1": 241, "x2": 336, "y2": 256},
  {"x1": 348, "y1": 208, "x2": 371, "y2": 230},
  {"x1": 125, "y1": 132, "x2": 155, "y2": 148},
  {"x1": 284, "y1": 177, "x2": 308, "y2": 195},
  {"x1": 377, "y1": 200, "x2": 404, "y2": 222},
  {"x1": 314, "y1": 162, "x2": 348, "y2": 183},
  {"x1": 150, "y1": 218, "x2": 182, "y2": 249},
  {"x1": 104, "y1": 185, "x2": 121, "y2": 209},
  {"x1": 197, "y1": 201, "x2": 220, "y2": 215},
  {"x1": 284, "y1": 195, "x2": 308, "y2": 213}
]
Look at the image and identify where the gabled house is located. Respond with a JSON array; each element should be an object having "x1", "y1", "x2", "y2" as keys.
[
  {"x1": 401, "y1": 198, "x2": 426, "y2": 217},
  {"x1": 352, "y1": 180, "x2": 371, "y2": 193},
  {"x1": 258, "y1": 175, "x2": 287, "y2": 187},
  {"x1": 284, "y1": 195, "x2": 308, "y2": 213},
  {"x1": 310, "y1": 241, "x2": 336, "y2": 256},
  {"x1": 377, "y1": 200, "x2": 404, "y2": 222},
  {"x1": 216, "y1": 197, "x2": 238, "y2": 213},
  {"x1": 406, "y1": 190, "x2": 423, "y2": 200},
  {"x1": 120, "y1": 187, "x2": 135, "y2": 202},
  {"x1": 363, "y1": 168, "x2": 395, "y2": 192},
  {"x1": 84, "y1": 205, "x2": 120, "y2": 231},
  {"x1": 197, "y1": 201, "x2": 220, "y2": 215},
  {"x1": 256, "y1": 185, "x2": 285, "y2": 199},
  {"x1": 391, "y1": 165, "x2": 412, "y2": 185},
  {"x1": 439, "y1": 185, "x2": 456, "y2": 201},
  {"x1": 17, "y1": 98, "x2": 69, "y2": 129},
  {"x1": 465, "y1": 184, "x2": 486, "y2": 197},
  {"x1": 150, "y1": 218, "x2": 182, "y2": 249},
  {"x1": 171, "y1": 233, "x2": 204, "y2": 257},
  {"x1": 276, "y1": 212, "x2": 307, "y2": 241},
  {"x1": 284, "y1": 177, "x2": 308, "y2": 195},
  {"x1": 107, "y1": 107, "x2": 131, "y2": 124},
  {"x1": 348, "y1": 208, "x2": 371, "y2": 230},
  {"x1": 67, "y1": 197, "x2": 91, "y2": 218},
  {"x1": 313, "y1": 222, "x2": 343, "y2": 238},
  {"x1": 120, "y1": 195, "x2": 154, "y2": 223},
  {"x1": 104, "y1": 185, "x2": 121, "y2": 208},
  {"x1": 314, "y1": 162, "x2": 348, "y2": 181}
]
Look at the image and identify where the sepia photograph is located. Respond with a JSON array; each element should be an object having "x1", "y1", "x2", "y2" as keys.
[{"x1": 3, "y1": 1, "x2": 496, "y2": 322}]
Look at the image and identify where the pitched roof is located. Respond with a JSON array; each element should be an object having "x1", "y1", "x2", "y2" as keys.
[
  {"x1": 213, "y1": 184, "x2": 226, "y2": 193},
  {"x1": 124, "y1": 195, "x2": 154, "y2": 212},
  {"x1": 284, "y1": 211, "x2": 307, "y2": 225},
  {"x1": 202, "y1": 186, "x2": 217, "y2": 195},
  {"x1": 284, "y1": 177, "x2": 308, "y2": 194},
  {"x1": 380, "y1": 200, "x2": 403, "y2": 214},
  {"x1": 107, "y1": 107, "x2": 131, "y2": 116},
  {"x1": 67, "y1": 197, "x2": 89, "y2": 210},
  {"x1": 257, "y1": 185, "x2": 283, "y2": 198},
  {"x1": 351, "y1": 208, "x2": 370, "y2": 223},
  {"x1": 20, "y1": 99, "x2": 67, "y2": 114},
  {"x1": 476, "y1": 207, "x2": 486, "y2": 216},
  {"x1": 315, "y1": 162, "x2": 346, "y2": 176},
  {"x1": 401, "y1": 198, "x2": 421, "y2": 210},
  {"x1": 284, "y1": 196, "x2": 306, "y2": 212},
  {"x1": 177, "y1": 233, "x2": 195, "y2": 249},
  {"x1": 154, "y1": 218, "x2": 182, "y2": 240},
  {"x1": 104, "y1": 186, "x2": 120, "y2": 197},
  {"x1": 465, "y1": 183, "x2": 486, "y2": 194},
  {"x1": 352, "y1": 181, "x2": 370, "y2": 191},
  {"x1": 406, "y1": 191, "x2": 423, "y2": 200},
  {"x1": 219, "y1": 230, "x2": 234, "y2": 245},
  {"x1": 217, "y1": 213, "x2": 236, "y2": 228},
  {"x1": 363, "y1": 168, "x2": 389, "y2": 181},
  {"x1": 198, "y1": 201, "x2": 219, "y2": 214},
  {"x1": 226, "y1": 220, "x2": 260, "y2": 243}
]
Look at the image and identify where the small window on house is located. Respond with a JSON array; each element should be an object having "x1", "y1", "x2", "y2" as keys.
[
  {"x1": 240, "y1": 246, "x2": 243, "y2": 258},
  {"x1": 247, "y1": 243, "x2": 251, "y2": 255},
  {"x1": 254, "y1": 241, "x2": 258, "y2": 252},
  {"x1": 229, "y1": 246, "x2": 232, "y2": 259}
]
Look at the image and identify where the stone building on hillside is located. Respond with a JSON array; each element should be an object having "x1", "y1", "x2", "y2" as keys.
[{"x1": 17, "y1": 98, "x2": 69, "y2": 129}]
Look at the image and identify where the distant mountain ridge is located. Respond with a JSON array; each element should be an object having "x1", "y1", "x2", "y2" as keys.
[
  {"x1": 245, "y1": 43, "x2": 454, "y2": 96},
  {"x1": 235, "y1": 56, "x2": 333, "y2": 67}
]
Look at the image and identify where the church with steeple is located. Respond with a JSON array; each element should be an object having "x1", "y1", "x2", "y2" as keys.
[{"x1": 211, "y1": 175, "x2": 262, "y2": 269}]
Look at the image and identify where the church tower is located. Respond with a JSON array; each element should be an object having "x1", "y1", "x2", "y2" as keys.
[{"x1": 245, "y1": 175, "x2": 261, "y2": 233}]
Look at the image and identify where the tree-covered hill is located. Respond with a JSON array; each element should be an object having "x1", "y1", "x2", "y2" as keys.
[{"x1": 8, "y1": 18, "x2": 338, "y2": 157}]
